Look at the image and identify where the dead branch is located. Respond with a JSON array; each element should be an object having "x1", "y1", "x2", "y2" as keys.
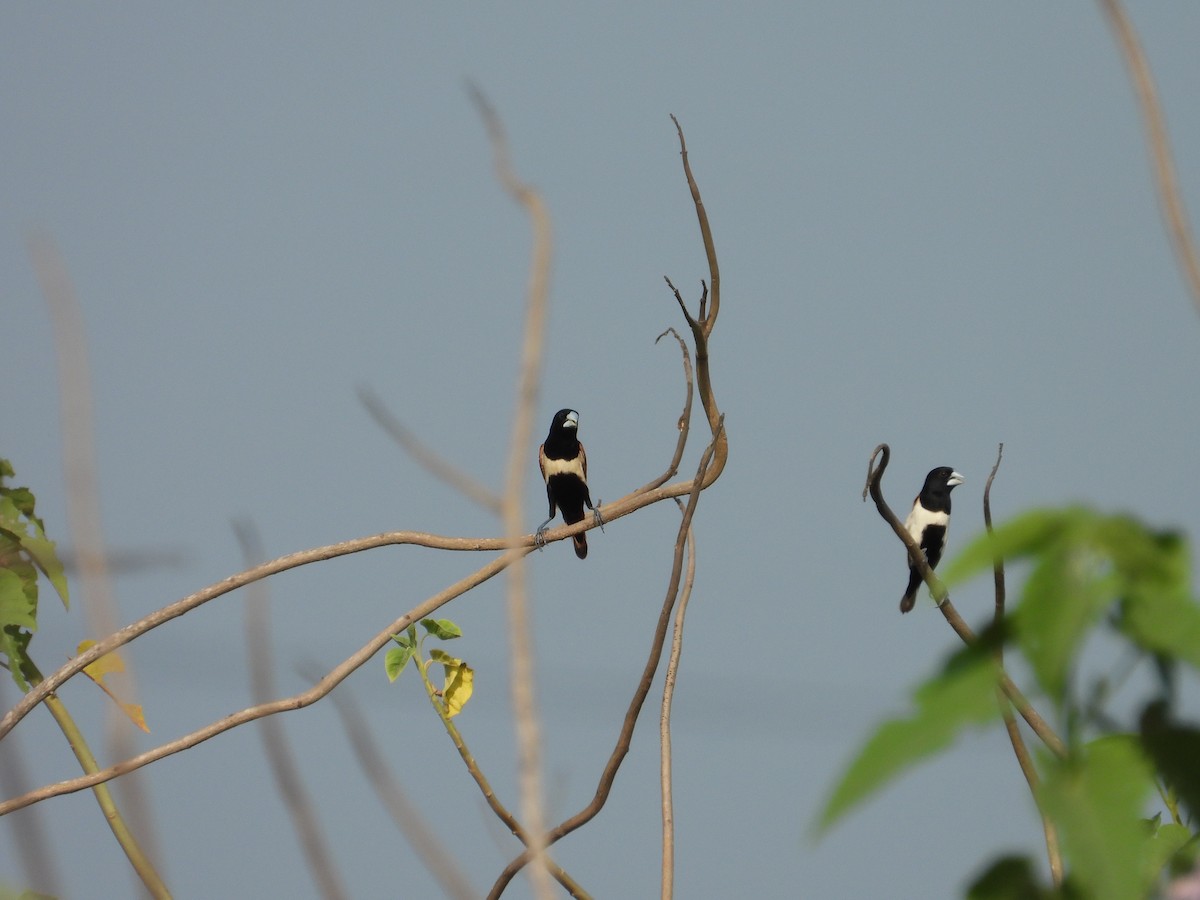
[{"x1": 488, "y1": 420, "x2": 723, "y2": 898}]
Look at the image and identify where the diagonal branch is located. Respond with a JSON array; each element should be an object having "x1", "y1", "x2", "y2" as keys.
[
  {"x1": 357, "y1": 385, "x2": 503, "y2": 515},
  {"x1": 862, "y1": 443, "x2": 1067, "y2": 760}
]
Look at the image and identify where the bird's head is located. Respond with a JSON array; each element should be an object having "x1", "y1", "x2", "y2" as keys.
[
  {"x1": 553, "y1": 409, "x2": 579, "y2": 431},
  {"x1": 926, "y1": 467, "x2": 965, "y2": 490}
]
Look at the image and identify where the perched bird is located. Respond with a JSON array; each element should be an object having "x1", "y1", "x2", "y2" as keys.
[
  {"x1": 900, "y1": 466, "x2": 965, "y2": 613},
  {"x1": 536, "y1": 409, "x2": 602, "y2": 559}
]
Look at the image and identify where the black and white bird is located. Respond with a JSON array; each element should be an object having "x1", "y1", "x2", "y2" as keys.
[
  {"x1": 536, "y1": 408, "x2": 601, "y2": 559},
  {"x1": 900, "y1": 466, "x2": 965, "y2": 613}
]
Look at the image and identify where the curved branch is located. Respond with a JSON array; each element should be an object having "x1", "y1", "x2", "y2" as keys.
[
  {"x1": 1098, "y1": 0, "x2": 1200, "y2": 315},
  {"x1": 863, "y1": 443, "x2": 1067, "y2": 760},
  {"x1": 638, "y1": 328, "x2": 693, "y2": 494},
  {"x1": 667, "y1": 117, "x2": 727, "y2": 486},
  {"x1": 488, "y1": 420, "x2": 723, "y2": 898}
]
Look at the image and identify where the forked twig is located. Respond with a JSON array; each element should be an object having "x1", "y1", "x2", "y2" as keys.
[{"x1": 488, "y1": 420, "x2": 724, "y2": 898}]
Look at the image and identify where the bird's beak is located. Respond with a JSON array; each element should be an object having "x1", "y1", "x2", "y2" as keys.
[
  {"x1": 564, "y1": 411, "x2": 579, "y2": 429},
  {"x1": 948, "y1": 471, "x2": 965, "y2": 486}
]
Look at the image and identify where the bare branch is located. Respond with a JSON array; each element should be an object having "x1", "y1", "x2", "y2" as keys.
[
  {"x1": 1098, "y1": 0, "x2": 1200, "y2": 315},
  {"x1": 27, "y1": 233, "x2": 162, "y2": 866},
  {"x1": 862, "y1": 443, "x2": 1067, "y2": 760},
  {"x1": 637, "y1": 328, "x2": 693, "y2": 494},
  {"x1": 666, "y1": 118, "x2": 727, "y2": 486},
  {"x1": 0, "y1": 545, "x2": 526, "y2": 815},
  {"x1": 237, "y1": 522, "x2": 348, "y2": 900},
  {"x1": 0, "y1": 462, "x2": 723, "y2": 751},
  {"x1": 357, "y1": 385, "x2": 503, "y2": 514},
  {"x1": 467, "y1": 83, "x2": 557, "y2": 900},
  {"x1": 489, "y1": 420, "x2": 724, "y2": 898},
  {"x1": 660, "y1": 501, "x2": 697, "y2": 900},
  {"x1": 325, "y1": 685, "x2": 477, "y2": 900}
]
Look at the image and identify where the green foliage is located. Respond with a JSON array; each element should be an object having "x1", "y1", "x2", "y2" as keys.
[
  {"x1": 822, "y1": 506, "x2": 1200, "y2": 896},
  {"x1": 814, "y1": 645, "x2": 1000, "y2": 832},
  {"x1": 0, "y1": 459, "x2": 68, "y2": 691},
  {"x1": 386, "y1": 618, "x2": 474, "y2": 717}
]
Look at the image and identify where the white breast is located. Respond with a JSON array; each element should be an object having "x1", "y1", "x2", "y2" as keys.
[{"x1": 905, "y1": 503, "x2": 949, "y2": 543}]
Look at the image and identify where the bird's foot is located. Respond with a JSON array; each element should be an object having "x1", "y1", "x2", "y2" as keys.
[
  {"x1": 592, "y1": 503, "x2": 605, "y2": 533},
  {"x1": 534, "y1": 519, "x2": 553, "y2": 550}
]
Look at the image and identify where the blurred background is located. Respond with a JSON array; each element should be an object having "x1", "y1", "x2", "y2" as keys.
[{"x1": 3, "y1": 3, "x2": 1199, "y2": 897}]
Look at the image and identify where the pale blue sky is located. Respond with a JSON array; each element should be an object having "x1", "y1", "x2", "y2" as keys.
[{"x1": 4, "y1": 4, "x2": 1200, "y2": 897}]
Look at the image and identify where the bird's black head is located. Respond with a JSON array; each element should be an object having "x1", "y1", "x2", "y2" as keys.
[
  {"x1": 920, "y1": 466, "x2": 965, "y2": 507},
  {"x1": 548, "y1": 408, "x2": 579, "y2": 436}
]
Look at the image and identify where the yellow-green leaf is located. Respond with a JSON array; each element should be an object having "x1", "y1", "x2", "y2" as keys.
[{"x1": 441, "y1": 660, "x2": 474, "y2": 718}]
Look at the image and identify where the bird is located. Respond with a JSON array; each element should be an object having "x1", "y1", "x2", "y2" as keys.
[
  {"x1": 900, "y1": 466, "x2": 965, "y2": 613},
  {"x1": 536, "y1": 408, "x2": 602, "y2": 559}
]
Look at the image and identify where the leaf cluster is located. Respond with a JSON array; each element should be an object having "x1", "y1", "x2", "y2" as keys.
[
  {"x1": 821, "y1": 507, "x2": 1200, "y2": 898},
  {"x1": 0, "y1": 459, "x2": 69, "y2": 691}
]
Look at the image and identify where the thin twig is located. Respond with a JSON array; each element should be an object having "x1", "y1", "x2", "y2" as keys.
[
  {"x1": 667, "y1": 117, "x2": 727, "y2": 485},
  {"x1": 468, "y1": 83, "x2": 556, "y2": 900},
  {"x1": 660, "y1": 501, "x2": 697, "y2": 900},
  {"x1": 489, "y1": 420, "x2": 723, "y2": 898},
  {"x1": 637, "y1": 328, "x2": 693, "y2": 494},
  {"x1": 30, "y1": 659, "x2": 169, "y2": 898},
  {"x1": 237, "y1": 522, "x2": 348, "y2": 900},
  {"x1": 28, "y1": 233, "x2": 163, "y2": 867},
  {"x1": 863, "y1": 444, "x2": 1067, "y2": 760},
  {"x1": 324, "y1": 685, "x2": 477, "y2": 900},
  {"x1": 412, "y1": 647, "x2": 589, "y2": 898},
  {"x1": 1098, "y1": 0, "x2": 1200, "y2": 315},
  {"x1": 983, "y1": 446, "x2": 1063, "y2": 885},
  {"x1": 357, "y1": 385, "x2": 503, "y2": 515}
]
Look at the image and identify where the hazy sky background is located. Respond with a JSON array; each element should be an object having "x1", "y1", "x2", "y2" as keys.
[{"x1": 3, "y1": 4, "x2": 1199, "y2": 898}]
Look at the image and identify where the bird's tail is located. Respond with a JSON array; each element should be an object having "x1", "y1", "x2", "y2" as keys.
[
  {"x1": 900, "y1": 568, "x2": 922, "y2": 613},
  {"x1": 573, "y1": 533, "x2": 588, "y2": 559}
]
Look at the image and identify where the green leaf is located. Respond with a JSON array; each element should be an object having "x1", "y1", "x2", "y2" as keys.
[
  {"x1": 0, "y1": 569, "x2": 37, "y2": 631},
  {"x1": 1015, "y1": 539, "x2": 1113, "y2": 702},
  {"x1": 1145, "y1": 822, "x2": 1194, "y2": 886},
  {"x1": 0, "y1": 625, "x2": 35, "y2": 692},
  {"x1": 384, "y1": 646, "x2": 413, "y2": 682},
  {"x1": 391, "y1": 632, "x2": 414, "y2": 649},
  {"x1": 421, "y1": 618, "x2": 462, "y2": 640},
  {"x1": 1139, "y1": 702, "x2": 1200, "y2": 822},
  {"x1": 941, "y1": 508, "x2": 1084, "y2": 588},
  {"x1": 966, "y1": 855, "x2": 1054, "y2": 900},
  {"x1": 815, "y1": 647, "x2": 1000, "y2": 834},
  {"x1": 17, "y1": 533, "x2": 68, "y2": 611},
  {"x1": 1038, "y1": 735, "x2": 1157, "y2": 900}
]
